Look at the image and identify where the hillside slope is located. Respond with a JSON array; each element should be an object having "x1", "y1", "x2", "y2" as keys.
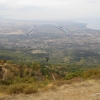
[{"x1": 1, "y1": 79, "x2": 100, "y2": 100}]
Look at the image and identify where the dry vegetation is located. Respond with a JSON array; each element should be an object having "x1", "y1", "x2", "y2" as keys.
[
  {"x1": 0, "y1": 61, "x2": 100, "y2": 100},
  {"x1": 1, "y1": 79, "x2": 100, "y2": 100}
]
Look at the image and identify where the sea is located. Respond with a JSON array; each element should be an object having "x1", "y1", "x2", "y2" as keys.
[
  {"x1": 86, "y1": 21, "x2": 100, "y2": 30},
  {"x1": 75, "y1": 18, "x2": 100, "y2": 30}
]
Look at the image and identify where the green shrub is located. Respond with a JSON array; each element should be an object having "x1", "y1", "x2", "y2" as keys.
[
  {"x1": 6, "y1": 83, "x2": 39, "y2": 94},
  {"x1": 0, "y1": 80, "x2": 12, "y2": 85},
  {"x1": 65, "y1": 71, "x2": 81, "y2": 80},
  {"x1": 7, "y1": 83, "x2": 27, "y2": 94},
  {"x1": 0, "y1": 85, "x2": 7, "y2": 92},
  {"x1": 23, "y1": 84, "x2": 38, "y2": 94},
  {"x1": 82, "y1": 68, "x2": 100, "y2": 79}
]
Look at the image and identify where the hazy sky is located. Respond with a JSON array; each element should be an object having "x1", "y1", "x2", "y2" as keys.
[{"x1": 0, "y1": 0, "x2": 100, "y2": 21}]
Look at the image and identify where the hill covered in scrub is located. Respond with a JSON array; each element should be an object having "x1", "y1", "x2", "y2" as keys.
[
  {"x1": 0, "y1": 62, "x2": 100, "y2": 100},
  {"x1": 0, "y1": 60, "x2": 100, "y2": 96},
  {"x1": 1, "y1": 80, "x2": 100, "y2": 100}
]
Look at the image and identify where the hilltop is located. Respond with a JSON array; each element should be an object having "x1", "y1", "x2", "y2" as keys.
[
  {"x1": 1, "y1": 79, "x2": 100, "y2": 100},
  {"x1": 0, "y1": 61, "x2": 100, "y2": 100}
]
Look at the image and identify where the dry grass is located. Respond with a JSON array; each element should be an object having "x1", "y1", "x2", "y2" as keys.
[
  {"x1": 0, "y1": 93, "x2": 10, "y2": 100},
  {"x1": 42, "y1": 83, "x2": 57, "y2": 91},
  {"x1": 82, "y1": 68, "x2": 100, "y2": 79},
  {"x1": 6, "y1": 83, "x2": 38, "y2": 94},
  {"x1": 1, "y1": 79, "x2": 100, "y2": 100}
]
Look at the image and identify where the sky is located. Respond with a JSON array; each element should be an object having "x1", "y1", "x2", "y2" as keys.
[{"x1": 0, "y1": 0, "x2": 100, "y2": 21}]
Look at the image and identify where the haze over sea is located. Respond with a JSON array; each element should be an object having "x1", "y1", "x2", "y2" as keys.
[
  {"x1": 87, "y1": 21, "x2": 100, "y2": 30},
  {"x1": 75, "y1": 18, "x2": 100, "y2": 30}
]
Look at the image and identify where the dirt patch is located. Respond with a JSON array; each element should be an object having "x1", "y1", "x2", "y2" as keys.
[{"x1": 2, "y1": 68, "x2": 7, "y2": 80}]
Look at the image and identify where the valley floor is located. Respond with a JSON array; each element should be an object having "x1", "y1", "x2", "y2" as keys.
[{"x1": 1, "y1": 79, "x2": 100, "y2": 100}]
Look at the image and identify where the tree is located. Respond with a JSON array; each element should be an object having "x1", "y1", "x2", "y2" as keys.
[{"x1": 31, "y1": 62, "x2": 40, "y2": 71}]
